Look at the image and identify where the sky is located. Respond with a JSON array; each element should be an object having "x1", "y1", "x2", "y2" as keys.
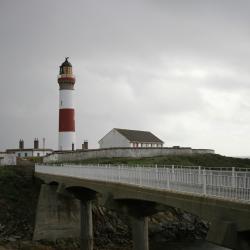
[{"x1": 0, "y1": 0, "x2": 250, "y2": 156}]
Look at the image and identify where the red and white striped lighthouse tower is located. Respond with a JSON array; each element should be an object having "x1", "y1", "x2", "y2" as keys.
[{"x1": 57, "y1": 57, "x2": 76, "y2": 151}]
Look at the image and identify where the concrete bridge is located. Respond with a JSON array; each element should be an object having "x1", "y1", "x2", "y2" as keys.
[{"x1": 34, "y1": 164, "x2": 250, "y2": 250}]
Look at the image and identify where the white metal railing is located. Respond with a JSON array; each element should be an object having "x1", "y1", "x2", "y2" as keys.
[{"x1": 35, "y1": 164, "x2": 250, "y2": 203}]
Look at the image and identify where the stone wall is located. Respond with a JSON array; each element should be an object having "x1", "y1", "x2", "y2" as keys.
[{"x1": 43, "y1": 147, "x2": 215, "y2": 163}]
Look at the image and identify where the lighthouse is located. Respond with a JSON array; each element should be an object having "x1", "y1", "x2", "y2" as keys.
[{"x1": 57, "y1": 57, "x2": 76, "y2": 151}]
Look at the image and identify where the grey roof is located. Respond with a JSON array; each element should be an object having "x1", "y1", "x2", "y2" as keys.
[{"x1": 115, "y1": 128, "x2": 163, "y2": 143}]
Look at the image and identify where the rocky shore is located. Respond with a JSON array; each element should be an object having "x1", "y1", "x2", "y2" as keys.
[{"x1": 0, "y1": 204, "x2": 208, "y2": 250}]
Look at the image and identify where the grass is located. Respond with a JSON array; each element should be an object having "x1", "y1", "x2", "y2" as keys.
[{"x1": 63, "y1": 153, "x2": 250, "y2": 169}]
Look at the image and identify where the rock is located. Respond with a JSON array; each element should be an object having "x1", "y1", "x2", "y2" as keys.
[
  {"x1": 187, "y1": 225, "x2": 195, "y2": 231},
  {"x1": 13, "y1": 235, "x2": 21, "y2": 239},
  {"x1": 0, "y1": 224, "x2": 5, "y2": 232},
  {"x1": 7, "y1": 237, "x2": 16, "y2": 242}
]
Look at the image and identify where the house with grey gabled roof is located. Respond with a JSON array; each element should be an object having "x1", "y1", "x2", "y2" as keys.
[{"x1": 98, "y1": 128, "x2": 164, "y2": 149}]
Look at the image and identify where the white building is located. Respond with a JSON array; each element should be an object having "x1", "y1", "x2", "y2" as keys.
[
  {"x1": 6, "y1": 149, "x2": 53, "y2": 158},
  {"x1": 99, "y1": 128, "x2": 164, "y2": 149},
  {"x1": 6, "y1": 139, "x2": 53, "y2": 158},
  {"x1": 0, "y1": 152, "x2": 16, "y2": 166}
]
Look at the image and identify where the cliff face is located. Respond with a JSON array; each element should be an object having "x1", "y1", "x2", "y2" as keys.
[{"x1": 0, "y1": 166, "x2": 209, "y2": 250}]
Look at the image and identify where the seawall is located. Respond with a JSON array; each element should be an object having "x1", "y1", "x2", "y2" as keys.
[{"x1": 43, "y1": 147, "x2": 215, "y2": 163}]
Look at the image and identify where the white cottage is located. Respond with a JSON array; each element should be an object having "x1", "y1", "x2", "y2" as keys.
[
  {"x1": 99, "y1": 128, "x2": 164, "y2": 149},
  {"x1": 6, "y1": 139, "x2": 53, "y2": 158}
]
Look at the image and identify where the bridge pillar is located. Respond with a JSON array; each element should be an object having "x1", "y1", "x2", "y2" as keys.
[
  {"x1": 207, "y1": 220, "x2": 250, "y2": 250},
  {"x1": 66, "y1": 186, "x2": 97, "y2": 250},
  {"x1": 207, "y1": 220, "x2": 237, "y2": 249},
  {"x1": 131, "y1": 216, "x2": 149, "y2": 250},
  {"x1": 113, "y1": 200, "x2": 157, "y2": 250},
  {"x1": 80, "y1": 200, "x2": 93, "y2": 250},
  {"x1": 33, "y1": 183, "x2": 80, "y2": 241},
  {"x1": 236, "y1": 231, "x2": 250, "y2": 250}
]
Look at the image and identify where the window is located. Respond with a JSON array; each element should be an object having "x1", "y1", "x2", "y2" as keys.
[
  {"x1": 18, "y1": 153, "x2": 21, "y2": 157},
  {"x1": 37, "y1": 153, "x2": 40, "y2": 157},
  {"x1": 25, "y1": 153, "x2": 28, "y2": 157}
]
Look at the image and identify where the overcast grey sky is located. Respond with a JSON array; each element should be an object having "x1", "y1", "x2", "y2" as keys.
[{"x1": 0, "y1": 0, "x2": 250, "y2": 156}]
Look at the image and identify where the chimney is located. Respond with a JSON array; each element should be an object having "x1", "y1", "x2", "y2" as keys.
[
  {"x1": 19, "y1": 139, "x2": 24, "y2": 149},
  {"x1": 34, "y1": 138, "x2": 39, "y2": 149},
  {"x1": 43, "y1": 138, "x2": 45, "y2": 150},
  {"x1": 82, "y1": 140, "x2": 88, "y2": 150}
]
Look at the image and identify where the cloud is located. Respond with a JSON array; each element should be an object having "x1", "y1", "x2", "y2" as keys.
[{"x1": 0, "y1": 0, "x2": 250, "y2": 156}]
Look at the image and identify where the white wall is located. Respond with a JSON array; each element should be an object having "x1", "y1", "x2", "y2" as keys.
[
  {"x1": 59, "y1": 132, "x2": 76, "y2": 151},
  {"x1": 15, "y1": 151, "x2": 33, "y2": 158},
  {"x1": 131, "y1": 142, "x2": 163, "y2": 148},
  {"x1": 0, "y1": 154, "x2": 16, "y2": 165},
  {"x1": 33, "y1": 150, "x2": 53, "y2": 157},
  {"x1": 59, "y1": 90, "x2": 74, "y2": 109},
  {"x1": 99, "y1": 129, "x2": 130, "y2": 148},
  {"x1": 13, "y1": 150, "x2": 53, "y2": 158}
]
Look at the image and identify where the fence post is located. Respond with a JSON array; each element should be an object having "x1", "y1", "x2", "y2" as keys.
[
  {"x1": 202, "y1": 169, "x2": 207, "y2": 195},
  {"x1": 118, "y1": 165, "x2": 121, "y2": 182},
  {"x1": 106, "y1": 165, "x2": 108, "y2": 182},
  {"x1": 166, "y1": 168, "x2": 170, "y2": 189},
  {"x1": 198, "y1": 166, "x2": 201, "y2": 185},
  {"x1": 172, "y1": 165, "x2": 175, "y2": 182},
  {"x1": 232, "y1": 167, "x2": 236, "y2": 188},
  {"x1": 155, "y1": 164, "x2": 158, "y2": 181},
  {"x1": 139, "y1": 165, "x2": 142, "y2": 186}
]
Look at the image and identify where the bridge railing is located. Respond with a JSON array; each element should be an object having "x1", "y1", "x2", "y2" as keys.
[{"x1": 35, "y1": 164, "x2": 250, "y2": 203}]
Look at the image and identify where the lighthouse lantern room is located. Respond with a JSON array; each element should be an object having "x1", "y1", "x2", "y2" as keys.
[{"x1": 57, "y1": 57, "x2": 76, "y2": 151}]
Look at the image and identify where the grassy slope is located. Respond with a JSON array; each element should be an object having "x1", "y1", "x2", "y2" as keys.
[{"x1": 68, "y1": 154, "x2": 250, "y2": 168}]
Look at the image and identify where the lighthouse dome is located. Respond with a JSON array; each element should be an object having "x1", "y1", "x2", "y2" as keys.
[
  {"x1": 59, "y1": 57, "x2": 73, "y2": 75},
  {"x1": 61, "y1": 57, "x2": 72, "y2": 67}
]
